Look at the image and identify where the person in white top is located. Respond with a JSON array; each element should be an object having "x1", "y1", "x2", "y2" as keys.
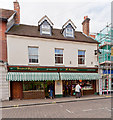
[{"x1": 75, "y1": 82, "x2": 81, "y2": 98}]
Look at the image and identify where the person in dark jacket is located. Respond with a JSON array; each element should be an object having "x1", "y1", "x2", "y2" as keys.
[{"x1": 49, "y1": 83, "x2": 54, "y2": 99}]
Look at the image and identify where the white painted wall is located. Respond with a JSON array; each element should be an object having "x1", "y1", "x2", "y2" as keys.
[
  {"x1": 0, "y1": 62, "x2": 9, "y2": 101},
  {"x1": 7, "y1": 35, "x2": 97, "y2": 67}
]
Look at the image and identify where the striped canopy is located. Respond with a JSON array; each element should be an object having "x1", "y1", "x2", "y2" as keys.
[
  {"x1": 60, "y1": 73, "x2": 100, "y2": 80},
  {"x1": 6, "y1": 72, "x2": 59, "y2": 81},
  {"x1": 6, "y1": 72, "x2": 99, "y2": 81}
]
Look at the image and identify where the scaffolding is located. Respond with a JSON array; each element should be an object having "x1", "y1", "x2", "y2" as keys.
[{"x1": 95, "y1": 24, "x2": 113, "y2": 95}]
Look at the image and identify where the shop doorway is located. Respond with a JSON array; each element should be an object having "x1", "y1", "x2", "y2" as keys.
[
  {"x1": 63, "y1": 81, "x2": 72, "y2": 97},
  {"x1": 44, "y1": 81, "x2": 55, "y2": 98}
]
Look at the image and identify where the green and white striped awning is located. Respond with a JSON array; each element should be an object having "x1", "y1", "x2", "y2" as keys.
[
  {"x1": 6, "y1": 72, "x2": 59, "y2": 81},
  {"x1": 60, "y1": 73, "x2": 99, "y2": 80}
]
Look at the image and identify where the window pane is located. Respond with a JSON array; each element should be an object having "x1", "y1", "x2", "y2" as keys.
[
  {"x1": 55, "y1": 49, "x2": 63, "y2": 64},
  {"x1": 78, "y1": 51, "x2": 85, "y2": 55},
  {"x1": 28, "y1": 47, "x2": 38, "y2": 63},
  {"x1": 28, "y1": 47, "x2": 38, "y2": 55}
]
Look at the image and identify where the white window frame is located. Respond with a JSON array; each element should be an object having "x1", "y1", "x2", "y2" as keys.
[
  {"x1": 41, "y1": 24, "x2": 50, "y2": 35},
  {"x1": 66, "y1": 28, "x2": 73, "y2": 37},
  {"x1": 78, "y1": 50, "x2": 85, "y2": 65},
  {"x1": 55, "y1": 48, "x2": 63, "y2": 65},
  {"x1": 28, "y1": 47, "x2": 39, "y2": 64}
]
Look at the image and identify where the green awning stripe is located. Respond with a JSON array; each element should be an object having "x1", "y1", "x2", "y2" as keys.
[
  {"x1": 6, "y1": 72, "x2": 99, "y2": 81},
  {"x1": 6, "y1": 72, "x2": 59, "y2": 81},
  {"x1": 60, "y1": 73, "x2": 99, "y2": 80}
]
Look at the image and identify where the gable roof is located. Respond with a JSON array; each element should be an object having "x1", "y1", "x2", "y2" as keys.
[
  {"x1": 62, "y1": 19, "x2": 77, "y2": 30},
  {"x1": 38, "y1": 15, "x2": 54, "y2": 27},
  {"x1": 6, "y1": 24, "x2": 99, "y2": 44},
  {"x1": 0, "y1": 8, "x2": 15, "y2": 21}
]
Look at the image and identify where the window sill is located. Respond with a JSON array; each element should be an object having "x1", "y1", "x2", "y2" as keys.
[
  {"x1": 78, "y1": 64, "x2": 86, "y2": 67},
  {"x1": 28, "y1": 63, "x2": 39, "y2": 66},
  {"x1": 55, "y1": 64, "x2": 65, "y2": 67}
]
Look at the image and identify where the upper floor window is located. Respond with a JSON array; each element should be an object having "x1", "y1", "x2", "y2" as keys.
[
  {"x1": 78, "y1": 50, "x2": 85, "y2": 64},
  {"x1": 66, "y1": 28, "x2": 73, "y2": 37},
  {"x1": 28, "y1": 47, "x2": 38, "y2": 63},
  {"x1": 55, "y1": 49, "x2": 63, "y2": 64},
  {"x1": 41, "y1": 24, "x2": 50, "y2": 35}
]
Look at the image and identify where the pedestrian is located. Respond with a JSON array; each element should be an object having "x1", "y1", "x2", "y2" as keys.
[
  {"x1": 75, "y1": 82, "x2": 81, "y2": 98},
  {"x1": 49, "y1": 83, "x2": 54, "y2": 99}
]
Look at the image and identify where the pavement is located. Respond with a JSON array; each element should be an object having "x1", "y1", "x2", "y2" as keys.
[{"x1": 1, "y1": 94, "x2": 112, "y2": 109}]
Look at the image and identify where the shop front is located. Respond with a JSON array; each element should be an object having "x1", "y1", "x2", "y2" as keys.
[{"x1": 7, "y1": 66, "x2": 99, "y2": 100}]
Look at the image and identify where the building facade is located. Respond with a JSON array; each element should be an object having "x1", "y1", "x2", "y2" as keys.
[
  {"x1": 5, "y1": 1, "x2": 100, "y2": 99},
  {"x1": 0, "y1": 3, "x2": 19, "y2": 101}
]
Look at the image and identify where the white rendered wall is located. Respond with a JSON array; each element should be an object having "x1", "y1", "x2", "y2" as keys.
[
  {"x1": 0, "y1": 62, "x2": 9, "y2": 101},
  {"x1": 7, "y1": 35, "x2": 97, "y2": 67}
]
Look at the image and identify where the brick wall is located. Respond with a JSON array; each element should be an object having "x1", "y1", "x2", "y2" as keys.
[{"x1": 0, "y1": 20, "x2": 7, "y2": 62}]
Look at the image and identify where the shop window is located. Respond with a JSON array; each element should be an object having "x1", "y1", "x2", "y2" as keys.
[
  {"x1": 23, "y1": 81, "x2": 44, "y2": 91},
  {"x1": 28, "y1": 47, "x2": 38, "y2": 63},
  {"x1": 78, "y1": 50, "x2": 85, "y2": 64},
  {"x1": 55, "y1": 49, "x2": 63, "y2": 64}
]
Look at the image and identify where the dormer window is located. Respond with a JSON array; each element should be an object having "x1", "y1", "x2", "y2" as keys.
[
  {"x1": 41, "y1": 23, "x2": 50, "y2": 35},
  {"x1": 66, "y1": 28, "x2": 73, "y2": 37},
  {"x1": 62, "y1": 19, "x2": 76, "y2": 38},
  {"x1": 38, "y1": 15, "x2": 54, "y2": 36}
]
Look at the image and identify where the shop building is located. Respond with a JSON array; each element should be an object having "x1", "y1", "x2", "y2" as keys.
[{"x1": 3, "y1": 1, "x2": 100, "y2": 100}]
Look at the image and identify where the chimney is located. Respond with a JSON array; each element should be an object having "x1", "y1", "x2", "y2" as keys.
[
  {"x1": 13, "y1": 0, "x2": 20, "y2": 24},
  {"x1": 82, "y1": 16, "x2": 90, "y2": 36}
]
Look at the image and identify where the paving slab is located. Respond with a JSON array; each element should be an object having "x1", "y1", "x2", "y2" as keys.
[{"x1": 1, "y1": 95, "x2": 112, "y2": 108}]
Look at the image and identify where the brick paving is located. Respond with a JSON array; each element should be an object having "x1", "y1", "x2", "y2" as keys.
[{"x1": 2, "y1": 99, "x2": 111, "y2": 118}]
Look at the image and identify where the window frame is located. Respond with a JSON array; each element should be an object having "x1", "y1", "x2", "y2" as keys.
[
  {"x1": 41, "y1": 21, "x2": 51, "y2": 35},
  {"x1": 28, "y1": 46, "x2": 39, "y2": 64},
  {"x1": 78, "y1": 50, "x2": 85, "y2": 65},
  {"x1": 55, "y1": 48, "x2": 64, "y2": 65},
  {"x1": 66, "y1": 27, "x2": 74, "y2": 37}
]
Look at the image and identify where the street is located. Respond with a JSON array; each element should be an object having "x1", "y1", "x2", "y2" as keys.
[{"x1": 2, "y1": 98, "x2": 111, "y2": 118}]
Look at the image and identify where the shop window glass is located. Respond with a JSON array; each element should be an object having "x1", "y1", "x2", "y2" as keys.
[
  {"x1": 55, "y1": 49, "x2": 63, "y2": 64},
  {"x1": 28, "y1": 47, "x2": 38, "y2": 63},
  {"x1": 78, "y1": 50, "x2": 85, "y2": 64},
  {"x1": 23, "y1": 81, "x2": 44, "y2": 91}
]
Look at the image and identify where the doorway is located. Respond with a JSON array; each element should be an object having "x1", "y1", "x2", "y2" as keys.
[{"x1": 44, "y1": 81, "x2": 55, "y2": 98}]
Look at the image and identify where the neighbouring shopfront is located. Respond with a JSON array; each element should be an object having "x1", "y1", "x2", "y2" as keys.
[{"x1": 7, "y1": 66, "x2": 99, "y2": 100}]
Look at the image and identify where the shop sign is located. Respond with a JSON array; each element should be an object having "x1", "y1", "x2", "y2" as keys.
[
  {"x1": 9, "y1": 67, "x2": 97, "y2": 72},
  {"x1": 9, "y1": 67, "x2": 58, "y2": 71},
  {"x1": 59, "y1": 68, "x2": 97, "y2": 72}
]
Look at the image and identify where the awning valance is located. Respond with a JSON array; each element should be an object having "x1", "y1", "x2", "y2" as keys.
[
  {"x1": 6, "y1": 72, "x2": 59, "y2": 81},
  {"x1": 60, "y1": 73, "x2": 99, "y2": 80}
]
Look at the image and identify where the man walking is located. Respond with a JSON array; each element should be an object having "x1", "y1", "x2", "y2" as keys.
[{"x1": 75, "y1": 82, "x2": 81, "y2": 98}]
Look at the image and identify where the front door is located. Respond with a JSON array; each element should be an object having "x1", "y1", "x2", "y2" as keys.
[
  {"x1": 44, "y1": 81, "x2": 55, "y2": 98},
  {"x1": 11, "y1": 81, "x2": 23, "y2": 99}
]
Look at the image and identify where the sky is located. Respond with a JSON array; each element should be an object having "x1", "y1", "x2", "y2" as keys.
[{"x1": 0, "y1": 0, "x2": 112, "y2": 34}]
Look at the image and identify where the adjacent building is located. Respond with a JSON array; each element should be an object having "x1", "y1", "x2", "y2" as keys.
[{"x1": 95, "y1": 25, "x2": 113, "y2": 95}]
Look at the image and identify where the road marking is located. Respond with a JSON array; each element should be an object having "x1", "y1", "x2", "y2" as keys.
[
  {"x1": 83, "y1": 109, "x2": 92, "y2": 112},
  {"x1": 66, "y1": 109, "x2": 71, "y2": 113},
  {"x1": 66, "y1": 109, "x2": 73, "y2": 113},
  {"x1": 1, "y1": 103, "x2": 56, "y2": 110}
]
